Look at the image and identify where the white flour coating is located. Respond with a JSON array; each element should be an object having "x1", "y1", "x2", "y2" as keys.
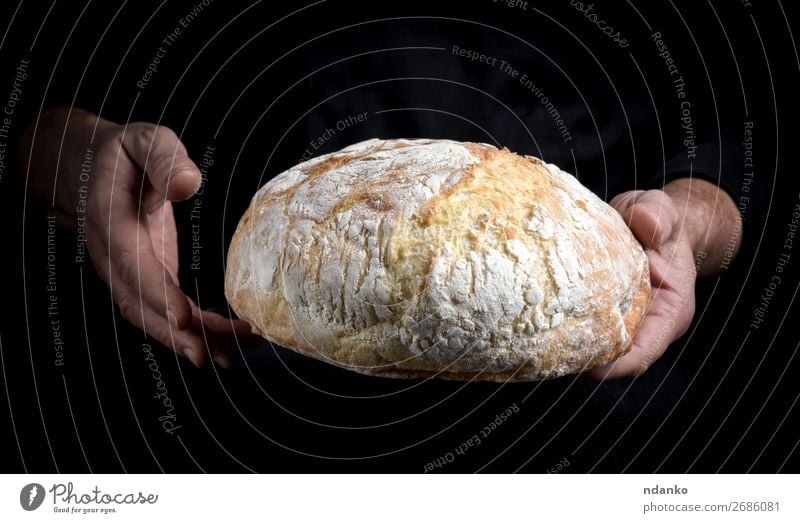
[
  {"x1": 229, "y1": 138, "x2": 477, "y2": 298},
  {"x1": 225, "y1": 139, "x2": 650, "y2": 380}
]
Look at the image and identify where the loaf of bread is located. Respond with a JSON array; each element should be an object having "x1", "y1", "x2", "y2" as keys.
[{"x1": 225, "y1": 139, "x2": 650, "y2": 381}]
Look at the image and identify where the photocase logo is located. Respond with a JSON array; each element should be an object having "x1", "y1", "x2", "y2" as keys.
[{"x1": 20, "y1": 483, "x2": 45, "y2": 511}]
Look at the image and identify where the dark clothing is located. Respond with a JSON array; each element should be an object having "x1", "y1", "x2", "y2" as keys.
[{"x1": 0, "y1": 0, "x2": 796, "y2": 472}]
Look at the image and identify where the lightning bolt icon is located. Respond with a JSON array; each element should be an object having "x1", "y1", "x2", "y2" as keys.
[{"x1": 28, "y1": 486, "x2": 37, "y2": 507}]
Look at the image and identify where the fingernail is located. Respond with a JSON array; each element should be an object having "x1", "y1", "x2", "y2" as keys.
[
  {"x1": 213, "y1": 354, "x2": 230, "y2": 369},
  {"x1": 183, "y1": 348, "x2": 199, "y2": 368},
  {"x1": 191, "y1": 172, "x2": 204, "y2": 194},
  {"x1": 167, "y1": 309, "x2": 179, "y2": 328}
]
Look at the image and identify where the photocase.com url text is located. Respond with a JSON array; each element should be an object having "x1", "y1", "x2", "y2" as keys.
[{"x1": 643, "y1": 500, "x2": 780, "y2": 515}]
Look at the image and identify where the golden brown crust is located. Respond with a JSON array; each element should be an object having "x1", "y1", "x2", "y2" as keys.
[{"x1": 225, "y1": 139, "x2": 650, "y2": 381}]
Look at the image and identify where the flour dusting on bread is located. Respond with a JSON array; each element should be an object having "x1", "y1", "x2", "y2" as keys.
[{"x1": 225, "y1": 139, "x2": 650, "y2": 381}]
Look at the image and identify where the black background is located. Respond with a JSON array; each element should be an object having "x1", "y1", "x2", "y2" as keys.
[{"x1": 1, "y1": 0, "x2": 799, "y2": 472}]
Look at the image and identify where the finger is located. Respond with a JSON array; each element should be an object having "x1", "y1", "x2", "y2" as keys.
[
  {"x1": 187, "y1": 300, "x2": 260, "y2": 342},
  {"x1": 612, "y1": 190, "x2": 664, "y2": 247},
  {"x1": 100, "y1": 241, "x2": 242, "y2": 369},
  {"x1": 645, "y1": 247, "x2": 675, "y2": 289},
  {"x1": 188, "y1": 314, "x2": 238, "y2": 370},
  {"x1": 121, "y1": 122, "x2": 202, "y2": 210},
  {"x1": 612, "y1": 190, "x2": 679, "y2": 249},
  {"x1": 112, "y1": 269, "x2": 248, "y2": 369},
  {"x1": 109, "y1": 276, "x2": 208, "y2": 367},
  {"x1": 146, "y1": 202, "x2": 180, "y2": 285},
  {"x1": 106, "y1": 191, "x2": 193, "y2": 330},
  {"x1": 609, "y1": 190, "x2": 644, "y2": 212},
  {"x1": 584, "y1": 295, "x2": 682, "y2": 380},
  {"x1": 185, "y1": 298, "x2": 262, "y2": 369},
  {"x1": 583, "y1": 316, "x2": 666, "y2": 379}
]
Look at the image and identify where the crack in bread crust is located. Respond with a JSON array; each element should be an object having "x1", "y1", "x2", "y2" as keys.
[{"x1": 225, "y1": 138, "x2": 651, "y2": 381}]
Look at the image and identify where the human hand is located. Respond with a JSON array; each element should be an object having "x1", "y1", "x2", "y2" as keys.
[
  {"x1": 85, "y1": 120, "x2": 255, "y2": 368},
  {"x1": 584, "y1": 188, "x2": 699, "y2": 379},
  {"x1": 585, "y1": 178, "x2": 741, "y2": 379}
]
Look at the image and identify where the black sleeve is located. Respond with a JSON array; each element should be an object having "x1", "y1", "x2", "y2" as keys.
[{"x1": 625, "y1": 1, "x2": 775, "y2": 262}]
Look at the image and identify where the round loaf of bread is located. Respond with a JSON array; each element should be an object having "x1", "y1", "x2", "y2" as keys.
[{"x1": 225, "y1": 138, "x2": 650, "y2": 381}]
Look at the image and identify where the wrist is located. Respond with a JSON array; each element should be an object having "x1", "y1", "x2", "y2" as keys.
[
  {"x1": 65, "y1": 109, "x2": 118, "y2": 194},
  {"x1": 41, "y1": 109, "x2": 118, "y2": 221}
]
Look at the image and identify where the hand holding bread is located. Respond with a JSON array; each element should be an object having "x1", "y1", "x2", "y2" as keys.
[
  {"x1": 24, "y1": 109, "x2": 740, "y2": 378},
  {"x1": 21, "y1": 109, "x2": 256, "y2": 368},
  {"x1": 585, "y1": 178, "x2": 741, "y2": 379}
]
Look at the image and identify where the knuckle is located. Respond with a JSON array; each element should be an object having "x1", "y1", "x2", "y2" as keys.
[
  {"x1": 644, "y1": 189, "x2": 667, "y2": 201},
  {"x1": 130, "y1": 122, "x2": 156, "y2": 143},
  {"x1": 138, "y1": 123, "x2": 178, "y2": 147},
  {"x1": 611, "y1": 191, "x2": 638, "y2": 209},
  {"x1": 129, "y1": 123, "x2": 168, "y2": 158},
  {"x1": 152, "y1": 322, "x2": 177, "y2": 350},
  {"x1": 116, "y1": 291, "x2": 140, "y2": 324},
  {"x1": 149, "y1": 123, "x2": 175, "y2": 139},
  {"x1": 149, "y1": 153, "x2": 179, "y2": 181},
  {"x1": 118, "y1": 248, "x2": 144, "y2": 286},
  {"x1": 95, "y1": 129, "x2": 123, "y2": 156}
]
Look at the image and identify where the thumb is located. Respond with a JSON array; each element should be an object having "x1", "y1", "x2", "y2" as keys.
[
  {"x1": 122, "y1": 122, "x2": 202, "y2": 211},
  {"x1": 611, "y1": 189, "x2": 679, "y2": 249}
]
